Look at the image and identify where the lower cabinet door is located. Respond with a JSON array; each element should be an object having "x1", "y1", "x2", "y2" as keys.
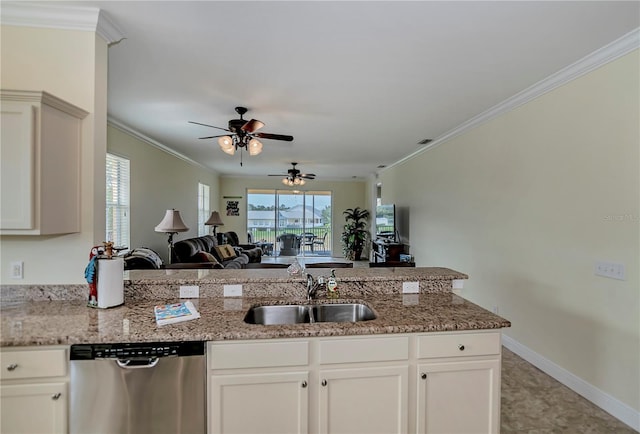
[
  {"x1": 210, "y1": 371, "x2": 309, "y2": 434},
  {"x1": 318, "y1": 365, "x2": 408, "y2": 434},
  {"x1": 417, "y1": 359, "x2": 500, "y2": 434},
  {"x1": 0, "y1": 382, "x2": 67, "y2": 434}
]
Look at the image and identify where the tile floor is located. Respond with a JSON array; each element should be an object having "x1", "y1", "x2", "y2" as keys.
[{"x1": 501, "y1": 348, "x2": 636, "y2": 433}]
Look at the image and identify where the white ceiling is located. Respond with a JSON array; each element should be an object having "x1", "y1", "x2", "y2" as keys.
[{"x1": 14, "y1": 1, "x2": 640, "y2": 180}]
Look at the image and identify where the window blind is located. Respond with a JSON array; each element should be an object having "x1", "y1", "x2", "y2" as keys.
[
  {"x1": 198, "y1": 182, "x2": 210, "y2": 236},
  {"x1": 106, "y1": 153, "x2": 130, "y2": 247}
]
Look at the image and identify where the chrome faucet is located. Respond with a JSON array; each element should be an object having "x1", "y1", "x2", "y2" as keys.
[{"x1": 306, "y1": 273, "x2": 322, "y2": 301}]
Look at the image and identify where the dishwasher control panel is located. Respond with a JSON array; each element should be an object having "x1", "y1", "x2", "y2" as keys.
[{"x1": 70, "y1": 341, "x2": 204, "y2": 360}]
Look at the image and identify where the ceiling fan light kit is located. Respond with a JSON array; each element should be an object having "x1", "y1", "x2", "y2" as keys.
[
  {"x1": 271, "y1": 162, "x2": 316, "y2": 187},
  {"x1": 190, "y1": 106, "x2": 292, "y2": 165},
  {"x1": 282, "y1": 177, "x2": 305, "y2": 186}
]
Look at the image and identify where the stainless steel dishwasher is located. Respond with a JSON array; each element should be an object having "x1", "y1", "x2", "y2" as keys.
[{"x1": 70, "y1": 341, "x2": 206, "y2": 434}]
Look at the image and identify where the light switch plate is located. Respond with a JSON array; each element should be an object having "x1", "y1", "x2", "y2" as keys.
[
  {"x1": 594, "y1": 261, "x2": 625, "y2": 280},
  {"x1": 224, "y1": 284, "x2": 243, "y2": 297},
  {"x1": 179, "y1": 285, "x2": 199, "y2": 298},
  {"x1": 402, "y1": 281, "x2": 419, "y2": 294}
]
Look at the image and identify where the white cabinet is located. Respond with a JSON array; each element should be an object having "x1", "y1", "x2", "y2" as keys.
[
  {"x1": 317, "y1": 335, "x2": 409, "y2": 434},
  {"x1": 208, "y1": 340, "x2": 310, "y2": 434},
  {"x1": 318, "y1": 365, "x2": 408, "y2": 434},
  {"x1": 0, "y1": 346, "x2": 69, "y2": 434},
  {"x1": 0, "y1": 90, "x2": 88, "y2": 235},
  {"x1": 208, "y1": 336, "x2": 410, "y2": 434},
  {"x1": 415, "y1": 332, "x2": 502, "y2": 434}
]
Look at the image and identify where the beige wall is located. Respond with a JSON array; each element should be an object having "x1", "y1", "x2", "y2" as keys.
[
  {"x1": 219, "y1": 176, "x2": 367, "y2": 257},
  {"x1": 108, "y1": 125, "x2": 220, "y2": 264},
  {"x1": 379, "y1": 51, "x2": 639, "y2": 411},
  {"x1": 0, "y1": 25, "x2": 108, "y2": 285}
]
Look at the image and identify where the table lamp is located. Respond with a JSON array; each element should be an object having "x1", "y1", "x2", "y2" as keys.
[
  {"x1": 155, "y1": 209, "x2": 189, "y2": 263},
  {"x1": 204, "y1": 211, "x2": 224, "y2": 235}
]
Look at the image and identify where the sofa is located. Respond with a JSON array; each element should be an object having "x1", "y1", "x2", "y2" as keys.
[
  {"x1": 123, "y1": 236, "x2": 250, "y2": 270},
  {"x1": 224, "y1": 231, "x2": 263, "y2": 263},
  {"x1": 172, "y1": 235, "x2": 250, "y2": 268}
]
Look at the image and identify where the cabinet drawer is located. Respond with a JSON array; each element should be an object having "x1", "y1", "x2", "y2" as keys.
[
  {"x1": 0, "y1": 348, "x2": 67, "y2": 380},
  {"x1": 209, "y1": 340, "x2": 309, "y2": 370},
  {"x1": 319, "y1": 336, "x2": 409, "y2": 364},
  {"x1": 417, "y1": 332, "x2": 500, "y2": 359}
]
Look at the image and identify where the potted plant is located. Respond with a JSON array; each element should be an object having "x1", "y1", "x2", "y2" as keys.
[{"x1": 341, "y1": 207, "x2": 370, "y2": 260}]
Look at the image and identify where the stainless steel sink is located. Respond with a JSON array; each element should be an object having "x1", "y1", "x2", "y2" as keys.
[{"x1": 244, "y1": 303, "x2": 376, "y2": 325}]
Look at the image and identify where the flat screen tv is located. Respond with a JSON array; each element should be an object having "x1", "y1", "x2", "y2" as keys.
[{"x1": 375, "y1": 204, "x2": 396, "y2": 241}]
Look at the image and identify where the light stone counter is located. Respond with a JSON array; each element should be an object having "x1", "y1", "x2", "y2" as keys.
[{"x1": 1, "y1": 267, "x2": 510, "y2": 347}]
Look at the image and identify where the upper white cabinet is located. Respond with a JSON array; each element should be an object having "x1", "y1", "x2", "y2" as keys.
[{"x1": 1, "y1": 90, "x2": 88, "y2": 235}]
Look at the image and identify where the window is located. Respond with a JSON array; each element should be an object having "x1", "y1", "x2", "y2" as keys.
[
  {"x1": 247, "y1": 189, "x2": 332, "y2": 256},
  {"x1": 106, "y1": 153, "x2": 130, "y2": 247},
  {"x1": 198, "y1": 182, "x2": 210, "y2": 236}
]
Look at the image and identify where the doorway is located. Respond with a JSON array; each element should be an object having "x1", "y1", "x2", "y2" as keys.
[{"x1": 247, "y1": 189, "x2": 332, "y2": 257}]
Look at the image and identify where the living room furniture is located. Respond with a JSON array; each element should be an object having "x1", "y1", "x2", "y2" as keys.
[
  {"x1": 306, "y1": 262, "x2": 353, "y2": 268},
  {"x1": 277, "y1": 233, "x2": 300, "y2": 256},
  {"x1": 204, "y1": 211, "x2": 224, "y2": 235},
  {"x1": 369, "y1": 261, "x2": 415, "y2": 268},
  {"x1": 312, "y1": 232, "x2": 328, "y2": 252},
  {"x1": 154, "y1": 209, "x2": 189, "y2": 264},
  {"x1": 123, "y1": 244, "x2": 248, "y2": 270},
  {"x1": 172, "y1": 235, "x2": 249, "y2": 269},
  {"x1": 224, "y1": 231, "x2": 263, "y2": 263},
  {"x1": 371, "y1": 238, "x2": 407, "y2": 263}
]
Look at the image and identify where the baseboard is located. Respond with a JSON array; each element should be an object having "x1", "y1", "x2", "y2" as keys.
[{"x1": 502, "y1": 335, "x2": 640, "y2": 432}]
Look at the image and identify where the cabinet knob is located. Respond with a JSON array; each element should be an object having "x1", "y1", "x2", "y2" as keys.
[
  {"x1": 321, "y1": 379, "x2": 327, "y2": 387},
  {"x1": 301, "y1": 381, "x2": 307, "y2": 388},
  {"x1": 421, "y1": 373, "x2": 427, "y2": 380},
  {"x1": 51, "y1": 393, "x2": 62, "y2": 400},
  {"x1": 6, "y1": 363, "x2": 18, "y2": 371},
  {"x1": 458, "y1": 344, "x2": 465, "y2": 351}
]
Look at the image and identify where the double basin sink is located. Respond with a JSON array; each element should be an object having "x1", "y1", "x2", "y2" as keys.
[{"x1": 244, "y1": 303, "x2": 376, "y2": 325}]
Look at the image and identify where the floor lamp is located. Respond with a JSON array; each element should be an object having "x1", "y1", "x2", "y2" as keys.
[{"x1": 155, "y1": 209, "x2": 189, "y2": 264}]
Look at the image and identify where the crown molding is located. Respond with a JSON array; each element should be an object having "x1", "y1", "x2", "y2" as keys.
[
  {"x1": 107, "y1": 117, "x2": 211, "y2": 172},
  {"x1": 383, "y1": 27, "x2": 640, "y2": 174},
  {"x1": 0, "y1": 2, "x2": 125, "y2": 45}
]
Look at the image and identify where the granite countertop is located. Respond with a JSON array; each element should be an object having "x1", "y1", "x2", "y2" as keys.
[
  {"x1": 0, "y1": 267, "x2": 510, "y2": 347},
  {"x1": 0, "y1": 293, "x2": 510, "y2": 347}
]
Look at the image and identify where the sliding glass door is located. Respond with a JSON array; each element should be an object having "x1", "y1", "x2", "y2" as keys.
[{"x1": 247, "y1": 189, "x2": 332, "y2": 257}]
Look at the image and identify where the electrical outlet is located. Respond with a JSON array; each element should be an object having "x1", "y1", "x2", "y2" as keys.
[
  {"x1": 594, "y1": 261, "x2": 625, "y2": 281},
  {"x1": 224, "y1": 284, "x2": 243, "y2": 297},
  {"x1": 10, "y1": 261, "x2": 23, "y2": 279},
  {"x1": 179, "y1": 285, "x2": 200, "y2": 298},
  {"x1": 402, "y1": 281, "x2": 419, "y2": 294}
]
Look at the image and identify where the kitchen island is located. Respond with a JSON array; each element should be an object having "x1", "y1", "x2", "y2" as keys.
[{"x1": 1, "y1": 267, "x2": 510, "y2": 433}]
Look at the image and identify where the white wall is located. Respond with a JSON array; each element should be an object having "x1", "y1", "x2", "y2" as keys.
[
  {"x1": 0, "y1": 25, "x2": 108, "y2": 285},
  {"x1": 219, "y1": 176, "x2": 367, "y2": 257},
  {"x1": 108, "y1": 125, "x2": 220, "y2": 264},
  {"x1": 379, "y1": 51, "x2": 639, "y2": 413}
]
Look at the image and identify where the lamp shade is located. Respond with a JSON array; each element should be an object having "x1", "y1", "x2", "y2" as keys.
[
  {"x1": 248, "y1": 138, "x2": 263, "y2": 156},
  {"x1": 155, "y1": 209, "x2": 189, "y2": 233},
  {"x1": 204, "y1": 211, "x2": 224, "y2": 226}
]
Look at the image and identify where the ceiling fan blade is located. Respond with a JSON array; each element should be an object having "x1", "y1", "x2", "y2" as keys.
[
  {"x1": 267, "y1": 174, "x2": 287, "y2": 177},
  {"x1": 199, "y1": 134, "x2": 229, "y2": 140},
  {"x1": 255, "y1": 132, "x2": 294, "y2": 141},
  {"x1": 241, "y1": 119, "x2": 265, "y2": 133},
  {"x1": 300, "y1": 174, "x2": 316, "y2": 179},
  {"x1": 189, "y1": 121, "x2": 231, "y2": 132}
]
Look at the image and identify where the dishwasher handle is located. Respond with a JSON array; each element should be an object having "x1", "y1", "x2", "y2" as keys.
[{"x1": 116, "y1": 357, "x2": 160, "y2": 369}]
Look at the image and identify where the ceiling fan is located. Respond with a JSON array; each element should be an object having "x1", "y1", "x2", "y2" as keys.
[
  {"x1": 269, "y1": 162, "x2": 316, "y2": 186},
  {"x1": 189, "y1": 106, "x2": 293, "y2": 165}
]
